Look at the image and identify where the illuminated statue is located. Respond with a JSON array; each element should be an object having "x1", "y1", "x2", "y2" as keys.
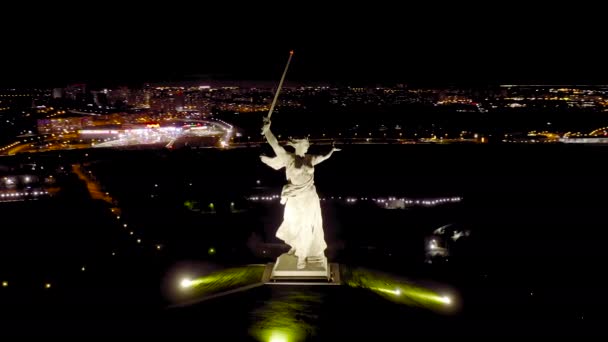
[{"x1": 260, "y1": 118, "x2": 340, "y2": 269}]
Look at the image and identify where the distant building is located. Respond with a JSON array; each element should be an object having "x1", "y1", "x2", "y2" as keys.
[
  {"x1": 92, "y1": 90, "x2": 109, "y2": 107},
  {"x1": 37, "y1": 116, "x2": 93, "y2": 134},
  {"x1": 175, "y1": 90, "x2": 185, "y2": 111},
  {"x1": 52, "y1": 88, "x2": 64, "y2": 99},
  {"x1": 64, "y1": 84, "x2": 86, "y2": 101}
]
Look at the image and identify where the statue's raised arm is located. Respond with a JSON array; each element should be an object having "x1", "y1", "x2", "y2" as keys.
[
  {"x1": 259, "y1": 51, "x2": 293, "y2": 171},
  {"x1": 260, "y1": 118, "x2": 289, "y2": 170},
  {"x1": 261, "y1": 118, "x2": 287, "y2": 157}
]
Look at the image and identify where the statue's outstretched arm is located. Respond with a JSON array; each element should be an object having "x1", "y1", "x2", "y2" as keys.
[
  {"x1": 313, "y1": 146, "x2": 341, "y2": 165},
  {"x1": 260, "y1": 155, "x2": 285, "y2": 170}
]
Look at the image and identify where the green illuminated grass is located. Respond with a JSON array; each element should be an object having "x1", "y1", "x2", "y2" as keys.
[
  {"x1": 249, "y1": 292, "x2": 321, "y2": 342},
  {"x1": 181, "y1": 265, "x2": 265, "y2": 300},
  {"x1": 341, "y1": 267, "x2": 454, "y2": 312}
]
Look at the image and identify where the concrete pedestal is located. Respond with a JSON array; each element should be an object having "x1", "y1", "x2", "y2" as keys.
[{"x1": 268, "y1": 253, "x2": 331, "y2": 282}]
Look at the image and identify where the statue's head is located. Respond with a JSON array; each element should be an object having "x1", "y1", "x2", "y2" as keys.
[{"x1": 288, "y1": 137, "x2": 310, "y2": 156}]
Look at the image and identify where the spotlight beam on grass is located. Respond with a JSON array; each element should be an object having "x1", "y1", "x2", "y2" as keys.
[
  {"x1": 170, "y1": 266, "x2": 266, "y2": 307},
  {"x1": 343, "y1": 267, "x2": 457, "y2": 312}
]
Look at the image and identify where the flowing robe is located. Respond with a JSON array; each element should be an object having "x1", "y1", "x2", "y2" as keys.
[{"x1": 260, "y1": 153, "x2": 327, "y2": 259}]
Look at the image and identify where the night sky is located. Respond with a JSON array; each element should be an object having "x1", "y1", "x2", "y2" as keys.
[{"x1": 1, "y1": 3, "x2": 605, "y2": 87}]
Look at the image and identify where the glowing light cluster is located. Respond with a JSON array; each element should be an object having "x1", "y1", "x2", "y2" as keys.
[
  {"x1": 86, "y1": 119, "x2": 234, "y2": 149},
  {"x1": 79, "y1": 129, "x2": 120, "y2": 135},
  {"x1": 374, "y1": 197, "x2": 462, "y2": 206},
  {"x1": 0, "y1": 141, "x2": 20, "y2": 152},
  {"x1": 0, "y1": 191, "x2": 49, "y2": 199},
  {"x1": 248, "y1": 195, "x2": 462, "y2": 207},
  {"x1": 249, "y1": 195, "x2": 280, "y2": 201}
]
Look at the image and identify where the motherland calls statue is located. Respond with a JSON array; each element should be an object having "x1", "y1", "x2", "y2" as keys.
[
  {"x1": 257, "y1": 50, "x2": 340, "y2": 273},
  {"x1": 260, "y1": 118, "x2": 340, "y2": 269}
]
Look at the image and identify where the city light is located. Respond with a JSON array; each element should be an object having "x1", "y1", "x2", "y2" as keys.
[{"x1": 249, "y1": 195, "x2": 462, "y2": 208}]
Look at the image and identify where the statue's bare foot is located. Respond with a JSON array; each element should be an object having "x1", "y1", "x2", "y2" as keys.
[
  {"x1": 297, "y1": 258, "x2": 306, "y2": 269},
  {"x1": 287, "y1": 247, "x2": 296, "y2": 255}
]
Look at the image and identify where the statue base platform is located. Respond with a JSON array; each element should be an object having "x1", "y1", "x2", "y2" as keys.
[{"x1": 265, "y1": 253, "x2": 340, "y2": 285}]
